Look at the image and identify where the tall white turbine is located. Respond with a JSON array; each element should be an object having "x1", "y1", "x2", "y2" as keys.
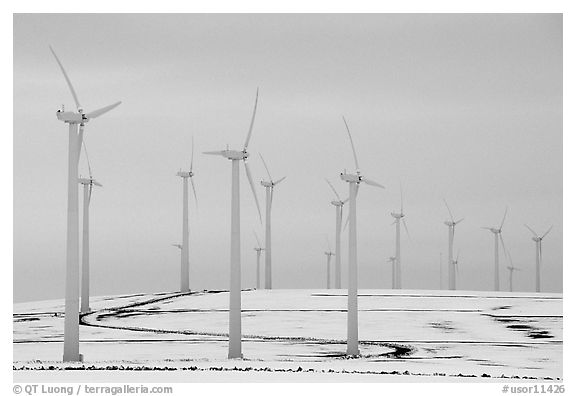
[
  {"x1": 524, "y1": 225, "x2": 553, "y2": 292},
  {"x1": 390, "y1": 187, "x2": 410, "y2": 289},
  {"x1": 50, "y1": 46, "x2": 121, "y2": 362},
  {"x1": 203, "y1": 89, "x2": 262, "y2": 359},
  {"x1": 253, "y1": 231, "x2": 264, "y2": 289},
  {"x1": 176, "y1": 138, "x2": 198, "y2": 293},
  {"x1": 443, "y1": 199, "x2": 464, "y2": 291},
  {"x1": 78, "y1": 165, "x2": 102, "y2": 314},
  {"x1": 259, "y1": 154, "x2": 286, "y2": 290},
  {"x1": 507, "y1": 264, "x2": 521, "y2": 292},
  {"x1": 387, "y1": 256, "x2": 396, "y2": 289},
  {"x1": 482, "y1": 207, "x2": 510, "y2": 292},
  {"x1": 325, "y1": 179, "x2": 348, "y2": 289},
  {"x1": 339, "y1": 117, "x2": 385, "y2": 356}
]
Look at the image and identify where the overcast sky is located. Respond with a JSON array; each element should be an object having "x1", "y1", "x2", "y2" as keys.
[{"x1": 13, "y1": 13, "x2": 562, "y2": 302}]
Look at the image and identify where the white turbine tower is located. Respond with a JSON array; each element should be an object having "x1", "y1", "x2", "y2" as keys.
[
  {"x1": 325, "y1": 179, "x2": 348, "y2": 289},
  {"x1": 524, "y1": 224, "x2": 553, "y2": 292},
  {"x1": 203, "y1": 89, "x2": 262, "y2": 359},
  {"x1": 339, "y1": 117, "x2": 385, "y2": 356},
  {"x1": 390, "y1": 187, "x2": 410, "y2": 289},
  {"x1": 507, "y1": 264, "x2": 521, "y2": 292},
  {"x1": 78, "y1": 148, "x2": 102, "y2": 314},
  {"x1": 50, "y1": 46, "x2": 121, "y2": 362},
  {"x1": 443, "y1": 199, "x2": 464, "y2": 291},
  {"x1": 253, "y1": 231, "x2": 264, "y2": 289},
  {"x1": 259, "y1": 154, "x2": 286, "y2": 290},
  {"x1": 482, "y1": 207, "x2": 510, "y2": 292},
  {"x1": 176, "y1": 138, "x2": 198, "y2": 293},
  {"x1": 387, "y1": 256, "x2": 396, "y2": 289}
]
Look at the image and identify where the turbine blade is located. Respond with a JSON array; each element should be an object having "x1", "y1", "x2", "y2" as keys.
[
  {"x1": 93, "y1": 180, "x2": 103, "y2": 187},
  {"x1": 362, "y1": 177, "x2": 385, "y2": 189},
  {"x1": 88, "y1": 183, "x2": 93, "y2": 204},
  {"x1": 455, "y1": 218, "x2": 465, "y2": 225},
  {"x1": 342, "y1": 197, "x2": 349, "y2": 204},
  {"x1": 400, "y1": 182, "x2": 404, "y2": 214},
  {"x1": 85, "y1": 101, "x2": 122, "y2": 119},
  {"x1": 203, "y1": 150, "x2": 225, "y2": 156},
  {"x1": 189, "y1": 135, "x2": 194, "y2": 172},
  {"x1": 542, "y1": 225, "x2": 553, "y2": 239},
  {"x1": 342, "y1": 116, "x2": 360, "y2": 172},
  {"x1": 343, "y1": 213, "x2": 350, "y2": 231},
  {"x1": 80, "y1": 128, "x2": 92, "y2": 180},
  {"x1": 243, "y1": 88, "x2": 259, "y2": 150},
  {"x1": 244, "y1": 161, "x2": 262, "y2": 223},
  {"x1": 499, "y1": 234, "x2": 513, "y2": 266},
  {"x1": 190, "y1": 177, "x2": 198, "y2": 208},
  {"x1": 49, "y1": 46, "x2": 81, "y2": 110},
  {"x1": 270, "y1": 186, "x2": 274, "y2": 207},
  {"x1": 524, "y1": 224, "x2": 538, "y2": 238},
  {"x1": 325, "y1": 178, "x2": 342, "y2": 201},
  {"x1": 443, "y1": 198, "x2": 454, "y2": 222},
  {"x1": 253, "y1": 230, "x2": 263, "y2": 249},
  {"x1": 402, "y1": 218, "x2": 411, "y2": 240},
  {"x1": 499, "y1": 206, "x2": 509, "y2": 230},
  {"x1": 273, "y1": 176, "x2": 286, "y2": 185},
  {"x1": 259, "y1": 153, "x2": 273, "y2": 182}
]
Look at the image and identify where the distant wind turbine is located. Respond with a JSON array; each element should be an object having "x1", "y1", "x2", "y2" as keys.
[
  {"x1": 253, "y1": 231, "x2": 264, "y2": 289},
  {"x1": 325, "y1": 179, "x2": 348, "y2": 289},
  {"x1": 78, "y1": 144, "x2": 102, "y2": 314},
  {"x1": 524, "y1": 224, "x2": 553, "y2": 292},
  {"x1": 482, "y1": 207, "x2": 510, "y2": 292},
  {"x1": 176, "y1": 137, "x2": 198, "y2": 293},
  {"x1": 324, "y1": 236, "x2": 335, "y2": 289},
  {"x1": 50, "y1": 46, "x2": 121, "y2": 362},
  {"x1": 390, "y1": 186, "x2": 410, "y2": 289},
  {"x1": 452, "y1": 250, "x2": 461, "y2": 289},
  {"x1": 339, "y1": 117, "x2": 385, "y2": 356},
  {"x1": 203, "y1": 89, "x2": 262, "y2": 359},
  {"x1": 507, "y1": 264, "x2": 521, "y2": 292},
  {"x1": 443, "y1": 199, "x2": 464, "y2": 291},
  {"x1": 387, "y1": 256, "x2": 396, "y2": 289},
  {"x1": 259, "y1": 154, "x2": 286, "y2": 290}
]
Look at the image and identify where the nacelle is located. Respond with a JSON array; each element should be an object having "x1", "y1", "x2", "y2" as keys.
[{"x1": 56, "y1": 110, "x2": 85, "y2": 124}]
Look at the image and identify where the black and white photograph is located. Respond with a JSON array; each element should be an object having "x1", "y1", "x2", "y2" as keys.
[{"x1": 10, "y1": 7, "x2": 568, "y2": 391}]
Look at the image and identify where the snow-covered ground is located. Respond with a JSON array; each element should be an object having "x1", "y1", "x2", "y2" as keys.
[{"x1": 13, "y1": 289, "x2": 562, "y2": 381}]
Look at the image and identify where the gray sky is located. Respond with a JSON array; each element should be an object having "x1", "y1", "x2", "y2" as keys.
[{"x1": 13, "y1": 13, "x2": 562, "y2": 302}]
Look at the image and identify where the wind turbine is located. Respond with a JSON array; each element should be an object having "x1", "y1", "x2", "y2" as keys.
[
  {"x1": 443, "y1": 199, "x2": 464, "y2": 291},
  {"x1": 452, "y1": 250, "x2": 461, "y2": 289},
  {"x1": 253, "y1": 231, "x2": 264, "y2": 289},
  {"x1": 325, "y1": 179, "x2": 348, "y2": 289},
  {"x1": 524, "y1": 225, "x2": 553, "y2": 292},
  {"x1": 482, "y1": 207, "x2": 511, "y2": 292},
  {"x1": 390, "y1": 186, "x2": 410, "y2": 289},
  {"x1": 78, "y1": 144, "x2": 102, "y2": 314},
  {"x1": 259, "y1": 154, "x2": 286, "y2": 290},
  {"x1": 324, "y1": 237, "x2": 335, "y2": 289},
  {"x1": 176, "y1": 137, "x2": 198, "y2": 293},
  {"x1": 507, "y1": 264, "x2": 521, "y2": 292},
  {"x1": 50, "y1": 46, "x2": 121, "y2": 362},
  {"x1": 203, "y1": 89, "x2": 262, "y2": 359},
  {"x1": 339, "y1": 117, "x2": 385, "y2": 356},
  {"x1": 387, "y1": 256, "x2": 396, "y2": 289}
]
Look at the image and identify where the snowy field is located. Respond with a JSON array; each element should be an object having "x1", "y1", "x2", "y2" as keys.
[{"x1": 13, "y1": 289, "x2": 562, "y2": 382}]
